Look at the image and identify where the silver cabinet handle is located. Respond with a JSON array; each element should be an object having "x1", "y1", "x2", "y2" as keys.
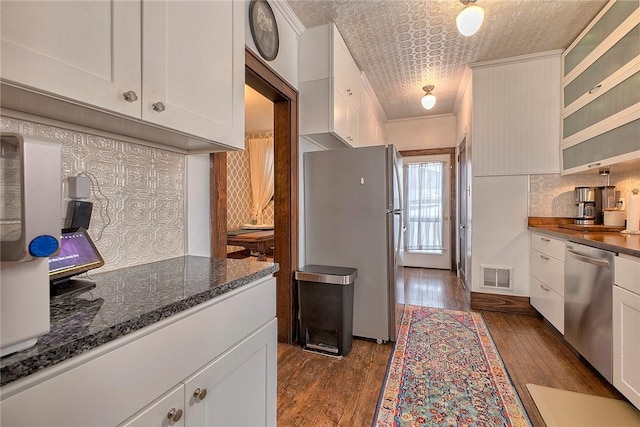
[
  {"x1": 540, "y1": 237, "x2": 550, "y2": 242},
  {"x1": 588, "y1": 162, "x2": 602, "y2": 168},
  {"x1": 122, "y1": 90, "x2": 138, "y2": 103},
  {"x1": 540, "y1": 284, "x2": 550, "y2": 291},
  {"x1": 588, "y1": 84, "x2": 602, "y2": 94},
  {"x1": 152, "y1": 102, "x2": 166, "y2": 112},
  {"x1": 540, "y1": 254, "x2": 550, "y2": 260},
  {"x1": 193, "y1": 387, "x2": 208, "y2": 401},
  {"x1": 167, "y1": 408, "x2": 183, "y2": 423},
  {"x1": 346, "y1": 88, "x2": 352, "y2": 95}
]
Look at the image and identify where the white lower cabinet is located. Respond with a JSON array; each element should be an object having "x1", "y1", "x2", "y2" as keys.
[
  {"x1": 184, "y1": 319, "x2": 277, "y2": 426},
  {"x1": 0, "y1": 277, "x2": 277, "y2": 427},
  {"x1": 613, "y1": 255, "x2": 640, "y2": 410},
  {"x1": 121, "y1": 319, "x2": 277, "y2": 427},
  {"x1": 530, "y1": 233, "x2": 566, "y2": 333}
]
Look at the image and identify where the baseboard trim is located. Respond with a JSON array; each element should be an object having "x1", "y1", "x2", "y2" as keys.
[{"x1": 470, "y1": 292, "x2": 538, "y2": 315}]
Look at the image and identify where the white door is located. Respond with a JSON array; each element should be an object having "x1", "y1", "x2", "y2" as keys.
[
  {"x1": 142, "y1": 0, "x2": 244, "y2": 147},
  {"x1": 0, "y1": 1, "x2": 141, "y2": 117},
  {"x1": 402, "y1": 154, "x2": 451, "y2": 269}
]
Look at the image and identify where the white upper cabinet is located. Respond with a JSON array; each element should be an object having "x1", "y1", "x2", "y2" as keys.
[
  {"x1": 0, "y1": 1, "x2": 141, "y2": 117},
  {"x1": 142, "y1": 1, "x2": 244, "y2": 148},
  {"x1": 561, "y1": 0, "x2": 640, "y2": 174},
  {"x1": 470, "y1": 51, "x2": 562, "y2": 176},
  {"x1": 299, "y1": 23, "x2": 361, "y2": 148},
  {"x1": 358, "y1": 73, "x2": 387, "y2": 147},
  {"x1": 0, "y1": 0, "x2": 244, "y2": 152}
]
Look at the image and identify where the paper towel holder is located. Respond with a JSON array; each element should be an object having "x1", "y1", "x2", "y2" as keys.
[{"x1": 621, "y1": 188, "x2": 640, "y2": 235}]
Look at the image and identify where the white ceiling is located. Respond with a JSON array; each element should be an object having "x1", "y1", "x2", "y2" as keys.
[{"x1": 286, "y1": 0, "x2": 608, "y2": 121}]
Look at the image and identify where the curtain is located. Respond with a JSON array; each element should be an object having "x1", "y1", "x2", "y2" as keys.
[
  {"x1": 404, "y1": 161, "x2": 444, "y2": 252},
  {"x1": 247, "y1": 136, "x2": 274, "y2": 225}
]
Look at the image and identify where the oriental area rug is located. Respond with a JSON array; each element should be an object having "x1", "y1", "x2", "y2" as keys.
[{"x1": 373, "y1": 306, "x2": 531, "y2": 427}]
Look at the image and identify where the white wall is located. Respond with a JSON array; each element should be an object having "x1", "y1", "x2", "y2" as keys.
[
  {"x1": 298, "y1": 137, "x2": 325, "y2": 266},
  {"x1": 245, "y1": 0, "x2": 303, "y2": 90},
  {"x1": 471, "y1": 176, "x2": 530, "y2": 296},
  {"x1": 454, "y1": 68, "x2": 473, "y2": 288},
  {"x1": 385, "y1": 114, "x2": 456, "y2": 150},
  {"x1": 187, "y1": 154, "x2": 211, "y2": 256}
]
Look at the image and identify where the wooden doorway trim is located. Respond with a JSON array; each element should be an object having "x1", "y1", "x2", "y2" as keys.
[
  {"x1": 211, "y1": 48, "x2": 299, "y2": 343},
  {"x1": 399, "y1": 147, "x2": 457, "y2": 272}
]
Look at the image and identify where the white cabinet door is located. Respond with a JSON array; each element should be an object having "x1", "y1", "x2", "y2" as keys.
[
  {"x1": 183, "y1": 319, "x2": 277, "y2": 427},
  {"x1": 0, "y1": 1, "x2": 141, "y2": 117},
  {"x1": 142, "y1": 0, "x2": 244, "y2": 148},
  {"x1": 119, "y1": 385, "x2": 185, "y2": 427},
  {"x1": 613, "y1": 285, "x2": 640, "y2": 409}
]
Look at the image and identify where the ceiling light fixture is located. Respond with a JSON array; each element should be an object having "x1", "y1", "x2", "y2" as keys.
[
  {"x1": 456, "y1": 0, "x2": 484, "y2": 37},
  {"x1": 421, "y1": 85, "x2": 436, "y2": 110}
]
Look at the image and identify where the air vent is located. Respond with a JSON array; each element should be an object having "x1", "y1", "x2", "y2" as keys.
[{"x1": 481, "y1": 265, "x2": 513, "y2": 290}]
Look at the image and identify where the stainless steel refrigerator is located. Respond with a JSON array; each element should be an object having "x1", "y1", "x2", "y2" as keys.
[{"x1": 304, "y1": 145, "x2": 404, "y2": 342}]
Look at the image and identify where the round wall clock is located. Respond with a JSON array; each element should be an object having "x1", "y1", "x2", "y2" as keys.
[{"x1": 249, "y1": 0, "x2": 279, "y2": 61}]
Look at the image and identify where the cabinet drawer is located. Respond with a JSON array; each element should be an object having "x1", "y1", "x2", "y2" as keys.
[
  {"x1": 615, "y1": 255, "x2": 640, "y2": 295},
  {"x1": 531, "y1": 249, "x2": 565, "y2": 296},
  {"x1": 561, "y1": 118, "x2": 640, "y2": 171},
  {"x1": 531, "y1": 276, "x2": 564, "y2": 334},
  {"x1": 531, "y1": 233, "x2": 566, "y2": 261},
  {"x1": 563, "y1": 71, "x2": 640, "y2": 139}
]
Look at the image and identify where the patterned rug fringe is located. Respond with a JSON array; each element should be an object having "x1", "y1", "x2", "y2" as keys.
[{"x1": 373, "y1": 306, "x2": 531, "y2": 427}]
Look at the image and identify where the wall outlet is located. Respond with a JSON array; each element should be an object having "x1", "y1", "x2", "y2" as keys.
[{"x1": 68, "y1": 176, "x2": 91, "y2": 199}]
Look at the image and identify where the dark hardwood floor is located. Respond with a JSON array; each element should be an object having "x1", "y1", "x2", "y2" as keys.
[{"x1": 277, "y1": 267, "x2": 622, "y2": 426}]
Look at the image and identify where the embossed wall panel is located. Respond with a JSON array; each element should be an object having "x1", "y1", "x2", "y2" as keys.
[
  {"x1": 0, "y1": 116, "x2": 185, "y2": 272},
  {"x1": 529, "y1": 170, "x2": 640, "y2": 217}
]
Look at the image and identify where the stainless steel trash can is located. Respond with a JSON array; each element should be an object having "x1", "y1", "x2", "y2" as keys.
[{"x1": 295, "y1": 265, "x2": 357, "y2": 357}]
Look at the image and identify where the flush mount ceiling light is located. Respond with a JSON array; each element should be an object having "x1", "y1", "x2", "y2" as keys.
[
  {"x1": 421, "y1": 85, "x2": 436, "y2": 110},
  {"x1": 456, "y1": 0, "x2": 484, "y2": 37}
]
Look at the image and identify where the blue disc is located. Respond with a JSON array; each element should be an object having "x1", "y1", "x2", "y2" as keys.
[{"x1": 28, "y1": 235, "x2": 59, "y2": 257}]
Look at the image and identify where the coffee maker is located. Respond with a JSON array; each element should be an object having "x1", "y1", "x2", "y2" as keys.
[{"x1": 574, "y1": 186, "x2": 600, "y2": 225}]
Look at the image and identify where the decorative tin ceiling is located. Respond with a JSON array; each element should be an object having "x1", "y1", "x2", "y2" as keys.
[{"x1": 287, "y1": 0, "x2": 608, "y2": 120}]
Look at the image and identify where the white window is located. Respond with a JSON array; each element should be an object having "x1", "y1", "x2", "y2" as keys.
[{"x1": 404, "y1": 161, "x2": 444, "y2": 254}]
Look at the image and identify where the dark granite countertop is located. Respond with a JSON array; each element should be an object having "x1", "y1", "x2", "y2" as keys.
[
  {"x1": 528, "y1": 224, "x2": 640, "y2": 257},
  {"x1": 1, "y1": 256, "x2": 279, "y2": 387}
]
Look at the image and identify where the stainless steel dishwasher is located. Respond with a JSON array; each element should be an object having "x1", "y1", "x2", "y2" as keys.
[{"x1": 565, "y1": 242, "x2": 615, "y2": 383}]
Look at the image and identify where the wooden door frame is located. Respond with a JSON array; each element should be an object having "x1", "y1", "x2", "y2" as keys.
[
  {"x1": 211, "y1": 48, "x2": 299, "y2": 343},
  {"x1": 399, "y1": 148, "x2": 457, "y2": 272}
]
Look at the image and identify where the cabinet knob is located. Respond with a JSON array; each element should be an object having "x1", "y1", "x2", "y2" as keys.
[
  {"x1": 193, "y1": 387, "x2": 208, "y2": 401},
  {"x1": 152, "y1": 102, "x2": 166, "y2": 112},
  {"x1": 167, "y1": 408, "x2": 183, "y2": 423},
  {"x1": 540, "y1": 254, "x2": 550, "y2": 260},
  {"x1": 587, "y1": 162, "x2": 602, "y2": 168},
  {"x1": 122, "y1": 90, "x2": 138, "y2": 103},
  {"x1": 540, "y1": 237, "x2": 551, "y2": 242}
]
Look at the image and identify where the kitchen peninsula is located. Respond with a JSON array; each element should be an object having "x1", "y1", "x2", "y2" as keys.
[{"x1": 0, "y1": 256, "x2": 279, "y2": 426}]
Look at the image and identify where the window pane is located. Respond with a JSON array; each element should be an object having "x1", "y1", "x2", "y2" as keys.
[{"x1": 404, "y1": 161, "x2": 444, "y2": 253}]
